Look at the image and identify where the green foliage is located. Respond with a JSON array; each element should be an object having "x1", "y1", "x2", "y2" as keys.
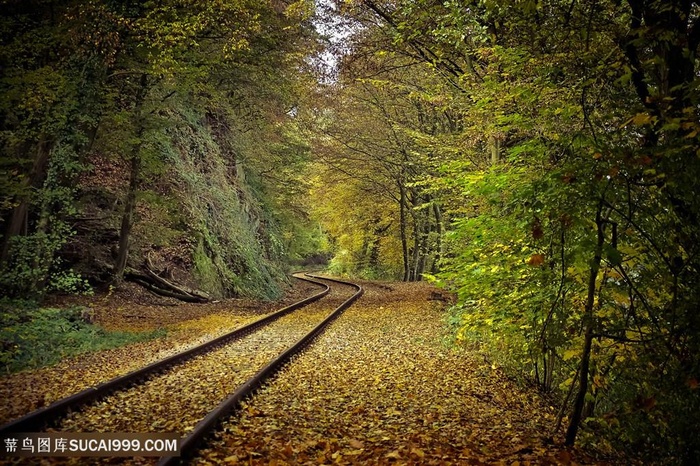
[
  {"x1": 1, "y1": 0, "x2": 320, "y2": 300},
  {"x1": 192, "y1": 240, "x2": 226, "y2": 298},
  {"x1": 0, "y1": 143, "x2": 88, "y2": 298},
  {"x1": 331, "y1": 0, "x2": 700, "y2": 461},
  {"x1": 307, "y1": 58, "x2": 447, "y2": 281},
  {"x1": 311, "y1": 169, "x2": 405, "y2": 280},
  {"x1": 153, "y1": 102, "x2": 289, "y2": 300},
  {"x1": 0, "y1": 233, "x2": 60, "y2": 297},
  {"x1": 47, "y1": 269, "x2": 93, "y2": 296},
  {"x1": 0, "y1": 300, "x2": 163, "y2": 373}
]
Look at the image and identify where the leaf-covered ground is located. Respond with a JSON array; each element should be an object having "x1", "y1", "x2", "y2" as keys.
[
  {"x1": 0, "y1": 279, "x2": 321, "y2": 425},
  {"x1": 56, "y1": 284, "x2": 356, "y2": 436},
  {"x1": 194, "y1": 281, "x2": 604, "y2": 465},
  {"x1": 2, "y1": 279, "x2": 612, "y2": 465}
]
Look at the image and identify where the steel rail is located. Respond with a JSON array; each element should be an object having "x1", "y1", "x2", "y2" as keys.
[
  {"x1": 0, "y1": 274, "x2": 330, "y2": 435},
  {"x1": 158, "y1": 274, "x2": 363, "y2": 466}
]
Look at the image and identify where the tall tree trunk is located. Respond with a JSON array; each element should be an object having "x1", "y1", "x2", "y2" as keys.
[
  {"x1": 114, "y1": 151, "x2": 141, "y2": 279},
  {"x1": 410, "y1": 202, "x2": 421, "y2": 281},
  {"x1": 368, "y1": 219, "x2": 389, "y2": 272},
  {"x1": 29, "y1": 193, "x2": 54, "y2": 295},
  {"x1": 399, "y1": 183, "x2": 410, "y2": 281},
  {"x1": 0, "y1": 139, "x2": 52, "y2": 264},
  {"x1": 565, "y1": 202, "x2": 605, "y2": 445},
  {"x1": 114, "y1": 74, "x2": 148, "y2": 280},
  {"x1": 489, "y1": 134, "x2": 502, "y2": 165},
  {"x1": 431, "y1": 202, "x2": 443, "y2": 274},
  {"x1": 368, "y1": 235, "x2": 380, "y2": 271},
  {"x1": 415, "y1": 210, "x2": 431, "y2": 280}
]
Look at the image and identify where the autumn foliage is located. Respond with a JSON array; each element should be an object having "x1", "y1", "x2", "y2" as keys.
[
  {"x1": 312, "y1": 0, "x2": 700, "y2": 462},
  {"x1": 2, "y1": 0, "x2": 700, "y2": 462}
]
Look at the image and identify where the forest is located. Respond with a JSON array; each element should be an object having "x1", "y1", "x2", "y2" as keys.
[{"x1": 1, "y1": 0, "x2": 699, "y2": 464}]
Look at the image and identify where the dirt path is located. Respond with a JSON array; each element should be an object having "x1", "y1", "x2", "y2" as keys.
[{"x1": 193, "y1": 280, "x2": 602, "y2": 465}]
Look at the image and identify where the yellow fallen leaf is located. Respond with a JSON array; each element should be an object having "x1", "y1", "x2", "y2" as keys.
[{"x1": 348, "y1": 438, "x2": 364, "y2": 449}]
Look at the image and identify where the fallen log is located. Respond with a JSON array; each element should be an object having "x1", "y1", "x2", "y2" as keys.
[
  {"x1": 125, "y1": 269, "x2": 209, "y2": 303},
  {"x1": 145, "y1": 256, "x2": 211, "y2": 302},
  {"x1": 96, "y1": 256, "x2": 211, "y2": 304}
]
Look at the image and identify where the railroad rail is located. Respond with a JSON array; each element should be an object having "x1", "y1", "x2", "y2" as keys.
[
  {"x1": 0, "y1": 273, "x2": 363, "y2": 465},
  {"x1": 160, "y1": 274, "x2": 362, "y2": 465},
  {"x1": 0, "y1": 273, "x2": 330, "y2": 435}
]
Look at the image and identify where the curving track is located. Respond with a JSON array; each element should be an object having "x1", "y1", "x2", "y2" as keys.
[{"x1": 0, "y1": 273, "x2": 363, "y2": 465}]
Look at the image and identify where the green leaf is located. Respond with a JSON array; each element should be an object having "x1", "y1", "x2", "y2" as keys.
[{"x1": 606, "y1": 247, "x2": 623, "y2": 267}]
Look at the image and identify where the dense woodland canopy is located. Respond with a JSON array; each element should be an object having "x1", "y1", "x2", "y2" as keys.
[
  {"x1": 0, "y1": 0, "x2": 321, "y2": 300},
  {"x1": 2, "y1": 0, "x2": 700, "y2": 463},
  {"x1": 310, "y1": 1, "x2": 700, "y2": 462}
]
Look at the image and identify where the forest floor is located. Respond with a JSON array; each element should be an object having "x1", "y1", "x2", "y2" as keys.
[
  {"x1": 1, "y1": 278, "x2": 620, "y2": 465},
  {"x1": 0, "y1": 279, "x2": 321, "y2": 424}
]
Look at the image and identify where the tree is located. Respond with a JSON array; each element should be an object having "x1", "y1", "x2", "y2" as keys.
[
  {"x1": 0, "y1": 0, "x2": 106, "y2": 296},
  {"x1": 1, "y1": 0, "x2": 322, "y2": 299},
  {"x1": 326, "y1": 0, "x2": 700, "y2": 460},
  {"x1": 308, "y1": 28, "x2": 453, "y2": 280}
]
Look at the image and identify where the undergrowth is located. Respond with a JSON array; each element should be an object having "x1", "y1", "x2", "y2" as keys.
[{"x1": 0, "y1": 300, "x2": 164, "y2": 374}]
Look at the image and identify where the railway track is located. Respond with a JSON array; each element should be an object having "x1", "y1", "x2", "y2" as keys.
[{"x1": 0, "y1": 273, "x2": 363, "y2": 464}]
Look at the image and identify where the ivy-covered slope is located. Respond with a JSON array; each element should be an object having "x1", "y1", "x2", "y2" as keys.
[
  {"x1": 73, "y1": 105, "x2": 287, "y2": 300},
  {"x1": 0, "y1": 0, "x2": 320, "y2": 300}
]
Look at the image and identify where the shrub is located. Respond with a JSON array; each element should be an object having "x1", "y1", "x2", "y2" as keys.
[{"x1": 0, "y1": 300, "x2": 163, "y2": 374}]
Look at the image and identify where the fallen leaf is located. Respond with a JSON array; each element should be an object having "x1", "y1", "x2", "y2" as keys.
[
  {"x1": 348, "y1": 438, "x2": 364, "y2": 449},
  {"x1": 557, "y1": 449, "x2": 572, "y2": 464}
]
